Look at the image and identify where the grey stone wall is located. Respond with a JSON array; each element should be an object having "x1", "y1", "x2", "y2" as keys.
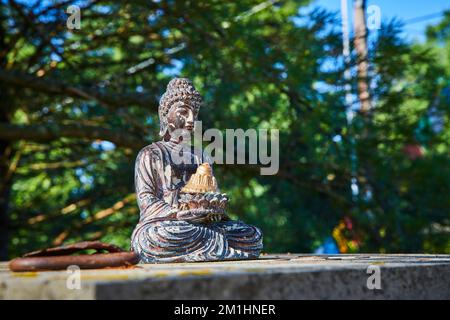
[{"x1": 1, "y1": 254, "x2": 449, "y2": 299}]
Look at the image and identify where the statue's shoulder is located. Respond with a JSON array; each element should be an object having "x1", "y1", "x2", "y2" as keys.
[{"x1": 136, "y1": 142, "x2": 165, "y2": 161}]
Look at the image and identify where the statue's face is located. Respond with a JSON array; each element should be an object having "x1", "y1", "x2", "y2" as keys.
[{"x1": 166, "y1": 103, "x2": 195, "y2": 137}]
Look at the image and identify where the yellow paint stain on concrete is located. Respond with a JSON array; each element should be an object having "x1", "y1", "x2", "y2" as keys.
[
  {"x1": 178, "y1": 269, "x2": 213, "y2": 277},
  {"x1": 12, "y1": 272, "x2": 38, "y2": 278},
  {"x1": 151, "y1": 272, "x2": 171, "y2": 278}
]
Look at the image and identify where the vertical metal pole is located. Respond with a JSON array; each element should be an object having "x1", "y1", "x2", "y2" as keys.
[{"x1": 341, "y1": 0, "x2": 352, "y2": 118}]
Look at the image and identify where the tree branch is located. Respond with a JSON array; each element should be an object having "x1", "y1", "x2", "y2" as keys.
[
  {"x1": 0, "y1": 122, "x2": 145, "y2": 149},
  {"x1": 52, "y1": 193, "x2": 136, "y2": 245},
  {"x1": 0, "y1": 69, "x2": 156, "y2": 110}
]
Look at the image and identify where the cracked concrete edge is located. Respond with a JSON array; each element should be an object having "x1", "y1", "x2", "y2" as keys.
[{"x1": 93, "y1": 264, "x2": 450, "y2": 300}]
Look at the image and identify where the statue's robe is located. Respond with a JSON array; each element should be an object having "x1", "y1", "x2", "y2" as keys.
[{"x1": 131, "y1": 140, "x2": 263, "y2": 263}]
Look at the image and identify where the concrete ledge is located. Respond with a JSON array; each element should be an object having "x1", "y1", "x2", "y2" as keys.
[{"x1": 1, "y1": 254, "x2": 449, "y2": 299}]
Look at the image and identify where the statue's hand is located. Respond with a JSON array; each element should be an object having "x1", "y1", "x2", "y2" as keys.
[{"x1": 177, "y1": 208, "x2": 225, "y2": 223}]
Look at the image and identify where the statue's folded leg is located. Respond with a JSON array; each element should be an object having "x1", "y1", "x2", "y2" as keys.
[
  {"x1": 132, "y1": 220, "x2": 259, "y2": 263},
  {"x1": 212, "y1": 220, "x2": 263, "y2": 258}
]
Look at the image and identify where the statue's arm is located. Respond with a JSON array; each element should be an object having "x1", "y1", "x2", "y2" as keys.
[{"x1": 135, "y1": 148, "x2": 177, "y2": 221}]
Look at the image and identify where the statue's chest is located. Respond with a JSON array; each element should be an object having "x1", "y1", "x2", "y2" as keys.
[
  {"x1": 156, "y1": 141, "x2": 203, "y2": 198},
  {"x1": 166, "y1": 163, "x2": 198, "y2": 188},
  {"x1": 159, "y1": 162, "x2": 198, "y2": 208}
]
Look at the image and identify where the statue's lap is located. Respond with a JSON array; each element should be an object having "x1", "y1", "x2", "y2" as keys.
[{"x1": 132, "y1": 220, "x2": 263, "y2": 263}]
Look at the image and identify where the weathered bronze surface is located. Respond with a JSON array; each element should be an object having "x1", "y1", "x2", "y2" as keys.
[{"x1": 131, "y1": 78, "x2": 263, "y2": 263}]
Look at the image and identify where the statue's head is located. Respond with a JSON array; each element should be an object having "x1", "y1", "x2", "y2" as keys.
[{"x1": 158, "y1": 78, "x2": 202, "y2": 140}]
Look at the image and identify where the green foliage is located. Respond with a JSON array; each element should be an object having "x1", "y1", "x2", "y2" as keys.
[{"x1": 0, "y1": 0, "x2": 448, "y2": 258}]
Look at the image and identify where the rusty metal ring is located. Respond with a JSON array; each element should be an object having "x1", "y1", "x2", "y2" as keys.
[{"x1": 8, "y1": 241, "x2": 139, "y2": 272}]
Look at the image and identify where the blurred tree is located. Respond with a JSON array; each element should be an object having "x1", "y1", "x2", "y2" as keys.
[
  {"x1": 0, "y1": 0, "x2": 448, "y2": 259},
  {"x1": 356, "y1": 14, "x2": 450, "y2": 252}
]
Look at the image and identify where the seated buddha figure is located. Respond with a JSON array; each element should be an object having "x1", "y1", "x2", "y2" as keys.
[{"x1": 131, "y1": 78, "x2": 263, "y2": 263}]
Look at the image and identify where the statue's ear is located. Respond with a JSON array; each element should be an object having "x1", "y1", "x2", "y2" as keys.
[
  {"x1": 163, "y1": 130, "x2": 171, "y2": 141},
  {"x1": 159, "y1": 122, "x2": 169, "y2": 139}
]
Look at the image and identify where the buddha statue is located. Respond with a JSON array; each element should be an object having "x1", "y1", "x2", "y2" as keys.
[{"x1": 131, "y1": 78, "x2": 263, "y2": 263}]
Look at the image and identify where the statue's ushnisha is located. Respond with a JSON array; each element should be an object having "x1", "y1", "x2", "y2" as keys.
[{"x1": 131, "y1": 78, "x2": 263, "y2": 263}]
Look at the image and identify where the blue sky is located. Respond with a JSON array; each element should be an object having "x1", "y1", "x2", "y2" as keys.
[{"x1": 311, "y1": 0, "x2": 450, "y2": 42}]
